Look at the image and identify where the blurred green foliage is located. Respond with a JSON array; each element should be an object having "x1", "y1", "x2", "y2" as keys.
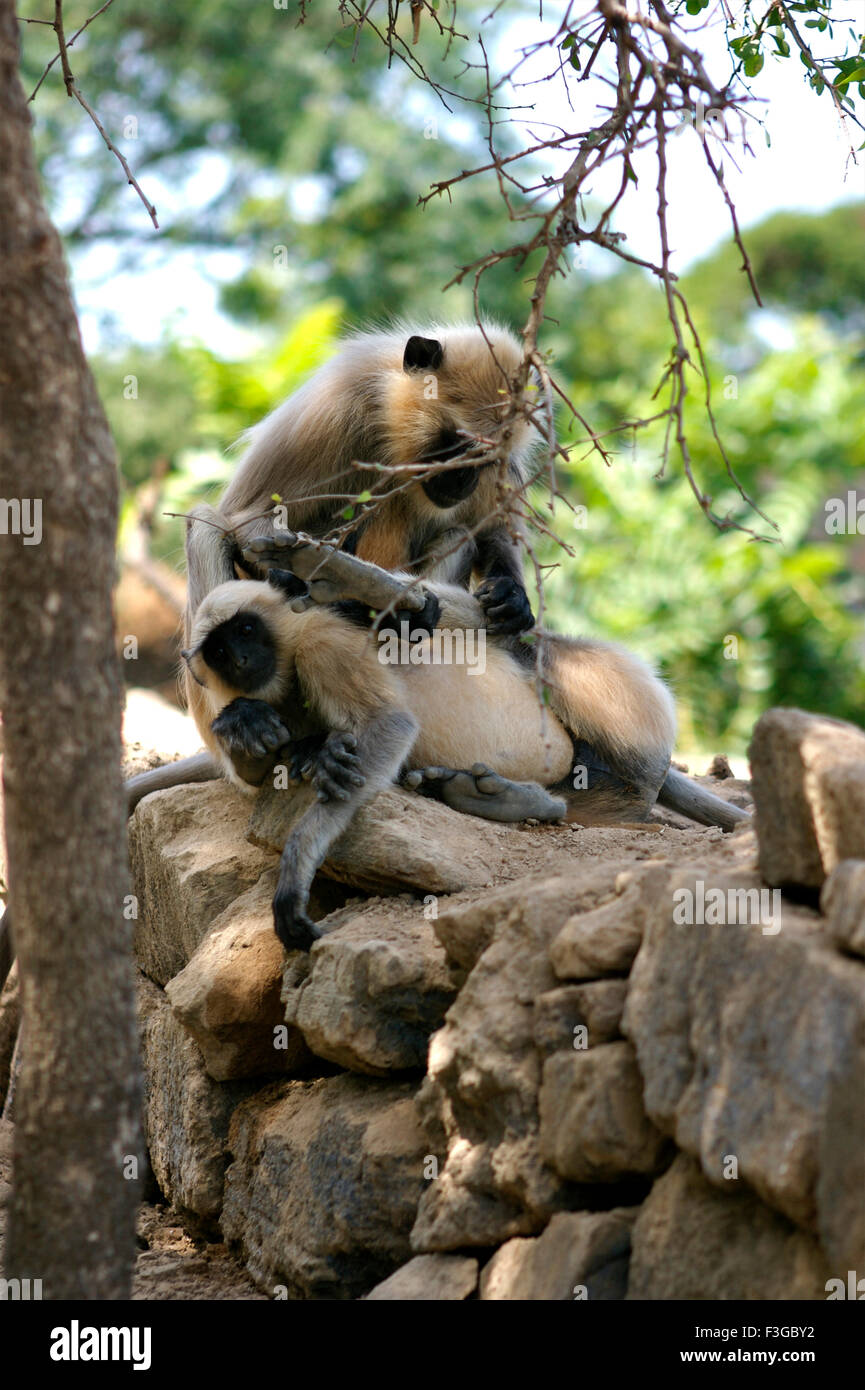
[{"x1": 535, "y1": 320, "x2": 865, "y2": 752}]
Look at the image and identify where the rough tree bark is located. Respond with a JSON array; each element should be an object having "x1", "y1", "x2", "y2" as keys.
[{"x1": 0, "y1": 0, "x2": 141, "y2": 1298}]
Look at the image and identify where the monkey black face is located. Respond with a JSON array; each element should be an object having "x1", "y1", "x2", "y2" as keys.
[
  {"x1": 420, "y1": 426, "x2": 479, "y2": 508},
  {"x1": 197, "y1": 611, "x2": 277, "y2": 693},
  {"x1": 403, "y1": 335, "x2": 444, "y2": 372}
]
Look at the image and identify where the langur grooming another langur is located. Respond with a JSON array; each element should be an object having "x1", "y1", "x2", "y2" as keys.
[{"x1": 172, "y1": 323, "x2": 539, "y2": 794}]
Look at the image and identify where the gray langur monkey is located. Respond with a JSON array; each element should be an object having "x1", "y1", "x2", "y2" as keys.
[{"x1": 179, "y1": 569, "x2": 748, "y2": 953}]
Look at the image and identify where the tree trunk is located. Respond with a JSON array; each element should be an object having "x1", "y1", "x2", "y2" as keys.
[{"x1": 0, "y1": 0, "x2": 141, "y2": 1298}]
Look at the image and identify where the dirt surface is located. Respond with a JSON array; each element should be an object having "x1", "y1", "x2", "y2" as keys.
[
  {"x1": 132, "y1": 1204, "x2": 266, "y2": 1301},
  {"x1": 0, "y1": 1118, "x2": 263, "y2": 1300}
]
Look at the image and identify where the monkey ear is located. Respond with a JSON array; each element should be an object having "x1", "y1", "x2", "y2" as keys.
[{"x1": 403, "y1": 336, "x2": 443, "y2": 372}]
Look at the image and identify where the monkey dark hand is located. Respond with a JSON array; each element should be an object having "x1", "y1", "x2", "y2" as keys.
[
  {"x1": 272, "y1": 884, "x2": 322, "y2": 953},
  {"x1": 474, "y1": 575, "x2": 534, "y2": 635},
  {"x1": 289, "y1": 730, "x2": 366, "y2": 802},
  {"x1": 211, "y1": 697, "x2": 293, "y2": 786},
  {"x1": 272, "y1": 833, "x2": 325, "y2": 952}
]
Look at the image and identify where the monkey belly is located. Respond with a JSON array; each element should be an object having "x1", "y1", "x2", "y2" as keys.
[{"x1": 400, "y1": 647, "x2": 573, "y2": 784}]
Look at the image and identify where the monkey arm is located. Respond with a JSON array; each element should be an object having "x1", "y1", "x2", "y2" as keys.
[
  {"x1": 273, "y1": 709, "x2": 418, "y2": 951},
  {"x1": 185, "y1": 503, "x2": 242, "y2": 616},
  {"x1": 269, "y1": 609, "x2": 418, "y2": 949}
]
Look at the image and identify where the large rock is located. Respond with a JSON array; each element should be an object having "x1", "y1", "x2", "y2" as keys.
[
  {"x1": 282, "y1": 903, "x2": 458, "y2": 1075},
  {"x1": 549, "y1": 865, "x2": 671, "y2": 980},
  {"x1": 749, "y1": 707, "x2": 865, "y2": 889},
  {"x1": 365, "y1": 1254, "x2": 478, "y2": 1301},
  {"x1": 538, "y1": 1043, "x2": 670, "y2": 1182},
  {"x1": 221, "y1": 1074, "x2": 428, "y2": 1299},
  {"x1": 820, "y1": 858, "x2": 865, "y2": 958},
  {"x1": 480, "y1": 1209, "x2": 637, "y2": 1301},
  {"x1": 411, "y1": 864, "x2": 656, "y2": 1252},
  {"x1": 165, "y1": 872, "x2": 310, "y2": 1081},
  {"x1": 627, "y1": 1155, "x2": 832, "y2": 1300},
  {"x1": 433, "y1": 862, "x2": 640, "y2": 973},
  {"x1": 137, "y1": 974, "x2": 256, "y2": 1224},
  {"x1": 533, "y1": 980, "x2": 627, "y2": 1055},
  {"x1": 129, "y1": 784, "x2": 278, "y2": 986},
  {"x1": 623, "y1": 867, "x2": 865, "y2": 1269},
  {"x1": 248, "y1": 782, "x2": 508, "y2": 897}
]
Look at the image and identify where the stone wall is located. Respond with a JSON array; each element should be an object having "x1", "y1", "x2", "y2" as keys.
[{"x1": 118, "y1": 708, "x2": 864, "y2": 1300}]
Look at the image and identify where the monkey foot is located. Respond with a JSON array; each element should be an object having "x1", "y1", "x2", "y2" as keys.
[
  {"x1": 403, "y1": 763, "x2": 565, "y2": 823},
  {"x1": 241, "y1": 534, "x2": 301, "y2": 575}
]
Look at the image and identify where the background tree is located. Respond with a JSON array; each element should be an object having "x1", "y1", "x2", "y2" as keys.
[{"x1": 0, "y1": 0, "x2": 140, "y2": 1298}]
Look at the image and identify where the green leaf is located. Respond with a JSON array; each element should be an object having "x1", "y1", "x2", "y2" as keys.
[{"x1": 744, "y1": 53, "x2": 765, "y2": 77}]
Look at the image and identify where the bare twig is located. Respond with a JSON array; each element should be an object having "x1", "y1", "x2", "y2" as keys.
[
  {"x1": 28, "y1": 0, "x2": 115, "y2": 102},
  {"x1": 27, "y1": 0, "x2": 158, "y2": 228}
]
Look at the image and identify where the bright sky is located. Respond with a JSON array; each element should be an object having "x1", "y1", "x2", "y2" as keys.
[
  {"x1": 72, "y1": 0, "x2": 865, "y2": 355},
  {"x1": 503, "y1": 2, "x2": 864, "y2": 270}
]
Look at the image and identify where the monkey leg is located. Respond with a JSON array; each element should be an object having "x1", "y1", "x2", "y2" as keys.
[
  {"x1": 403, "y1": 763, "x2": 566, "y2": 823},
  {"x1": 211, "y1": 697, "x2": 294, "y2": 787},
  {"x1": 272, "y1": 709, "x2": 418, "y2": 951},
  {"x1": 241, "y1": 534, "x2": 427, "y2": 615}
]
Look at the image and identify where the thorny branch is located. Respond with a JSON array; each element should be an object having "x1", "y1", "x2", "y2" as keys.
[
  {"x1": 328, "y1": 0, "x2": 802, "y2": 709},
  {"x1": 336, "y1": 0, "x2": 785, "y2": 547}
]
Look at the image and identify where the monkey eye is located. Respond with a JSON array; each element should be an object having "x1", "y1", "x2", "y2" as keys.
[
  {"x1": 215, "y1": 646, "x2": 226, "y2": 661},
  {"x1": 241, "y1": 621, "x2": 254, "y2": 635}
]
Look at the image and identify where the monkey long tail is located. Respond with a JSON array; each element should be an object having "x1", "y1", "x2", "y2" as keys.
[
  {"x1": 125, "y1": 750, "x2": 220, "y2": 815},
  {"x1": 657, "y1": 766, "x2": 750, "y2": 833}
]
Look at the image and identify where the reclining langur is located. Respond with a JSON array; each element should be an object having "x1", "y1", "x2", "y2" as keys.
[{"x1": 182, "y1": 573, "x2": 747, "y2": 952}]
